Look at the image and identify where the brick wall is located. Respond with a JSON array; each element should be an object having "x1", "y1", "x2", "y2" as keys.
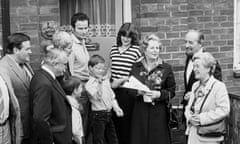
[
  {"x1": 9, "y1": 0, "x2": 60, "y2": 69},
  {"x1": 132, "y1": 0, "x2": 240, "y2": 105},
  {"x1": 3, "y1": 0, "x2": 240, "y2": 105}
]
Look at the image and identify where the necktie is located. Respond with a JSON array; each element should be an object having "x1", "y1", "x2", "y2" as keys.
[{"x1": 19, "y1": 63, "x2": 31, "y2": 82}]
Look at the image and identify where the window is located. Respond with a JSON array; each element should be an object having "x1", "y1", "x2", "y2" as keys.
[{"x1": 234, "y1": 0, "x2": 240, "y2": 71}]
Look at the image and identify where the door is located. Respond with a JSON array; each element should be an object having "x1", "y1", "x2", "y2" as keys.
[{"x1": 59, "y1": 0, "x2": 132, "y2": 66}]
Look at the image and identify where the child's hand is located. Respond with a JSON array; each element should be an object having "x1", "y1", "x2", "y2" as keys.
[{"x1": 114, "y1": 107, "x2": 124, "y2": 117}]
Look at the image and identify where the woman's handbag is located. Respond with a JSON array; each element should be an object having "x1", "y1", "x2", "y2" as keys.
[
  {"x1": 197, "y1": 119, "x2": 226, "y2": 137},
  {"x1": 195, "y1": 81, "x2": 226, "y2": 137}
]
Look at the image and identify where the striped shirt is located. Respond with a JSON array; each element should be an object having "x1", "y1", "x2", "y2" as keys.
[{"x1": 110, "y1": 45, "x2": 142, "y2": 80}]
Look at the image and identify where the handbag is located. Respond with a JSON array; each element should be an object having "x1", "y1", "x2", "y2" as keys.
[
  {"x1": 167, "y1": 92, "x2": 178, "y2": 129},
  {"x1": 195, "y1": 81, "x2": 226, "y2": 137},
  {"x1": 197, "y1": 119, "x2": 226, "y2": 137}
]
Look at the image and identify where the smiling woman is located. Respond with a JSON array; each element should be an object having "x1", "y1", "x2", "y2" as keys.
[{"x1": 129, "y1": 34, "x2": 176, "y2": 144}]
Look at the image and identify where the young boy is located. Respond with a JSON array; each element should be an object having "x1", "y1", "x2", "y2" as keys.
[
  {"x1": 61, "y1": 76, "x2": 84, "y2": 144},
  {"x1": 85, "y1": 54, "x2": 123, "y2": 144}
]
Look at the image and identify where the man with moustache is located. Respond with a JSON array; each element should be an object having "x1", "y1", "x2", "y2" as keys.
[
  {"x1": 0, "y1": 33, "x2": 34, "y2": 144},
  {"x1": 182, "y1": 30, "x2": 222, "y2": 106}
]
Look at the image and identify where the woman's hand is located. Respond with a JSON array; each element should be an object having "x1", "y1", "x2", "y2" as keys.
[
  {"x1": 184, "y1": 92, "x2": 194, "y2": 101},
  {"x1": 137, "y1": 90, "x2": 145, "y2": 96},
  {"x1": 189, "y1": 114, "x2": 200, "y2": 126},
  {"x1": 111, "y1": 77, "x2": 129, "y2": 88},
  {"x1": 144, "y1": 90, "x2": 161, "y2": 99}
]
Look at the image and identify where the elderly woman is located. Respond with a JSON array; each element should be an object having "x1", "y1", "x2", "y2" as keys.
[
  {"x1": 110, "y1": 23, "x2": 142, "y2": 144},
  {"x1": 129, "y1": 34, "x2": 176, "y2": 144},
  {"x1": 185, "y1": 52, "x2": 230, "y2": 144}
]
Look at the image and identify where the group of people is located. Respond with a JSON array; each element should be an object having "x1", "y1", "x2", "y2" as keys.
[{"x1": 0, "y1": 12, "x2": 230, "y2": 144}]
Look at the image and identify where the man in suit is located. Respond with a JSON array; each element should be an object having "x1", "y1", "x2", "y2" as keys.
[
  {"x1": 30, "y1": 48, "x2": 72, "y2": 144},
  {"x1": 0, "y1": 69, "x2": 22, "y2": 144},
  {"x1": 182, "y1": 30, "x2": 222, "y2": 106},
  {"x1": 0, "y1": 33, "x2": 34, "y2": 144}
]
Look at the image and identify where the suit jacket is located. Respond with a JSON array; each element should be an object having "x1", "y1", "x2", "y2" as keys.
[
  {"x1": 0, "y1": 69, "x2": 22, "y2": 144},
  {"x1": 182, "y1": 56, "x2": 222, "y2": 106},
  {"x1": 30, "y1": 69, "x2": 72, "y2": 144},
  {"x1": 0, "y1": 55, "x2": 34, "y2": 139},
  {"x1": 185, "y1": 76, "x2": 230, "y2": 141}
]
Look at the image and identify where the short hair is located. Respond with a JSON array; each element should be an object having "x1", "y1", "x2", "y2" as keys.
[
  {"x1": 188, "y1": 29, "x2": 204, "y2": 44},
  {"x1": 141, "y1": 34, "x2": 162, "y2": 52},
  {"x1": 88, "y1": 54, "x2": 105, "y2": 67},
  {"x1": 43, "y1": 48, "x2": 67, "y2": 66},
  {"x1": 71, "y1": 12, "x2": 90, "y2": 28},
  {"x1": 61, "y1": 76, "x2": 82, "y2": 95},
  {"x1": 193, "y1": 52, "x2": 216, "y2": 75},
  {"x1": 6, "y1": 33, "x2": 30, "y2": 54},
  {"x1": 117, "y1": 23, "x2": 139, "y2": 46},
  {"x1": 52, "y1": 31, "x2": 72, "y2": 51}
]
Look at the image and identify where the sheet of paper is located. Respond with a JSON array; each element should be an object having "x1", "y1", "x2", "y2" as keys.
[{"x1": 122, "y1": 76, "x2": 151, "y2": 92}]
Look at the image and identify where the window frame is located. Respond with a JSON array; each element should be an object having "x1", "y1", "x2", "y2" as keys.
[
  {"x1": 123, "y1": 0, "x2": 132, "y2": 23},
  {"x1": 234, "y1": 0, "x2": 240, "y2": 71}
]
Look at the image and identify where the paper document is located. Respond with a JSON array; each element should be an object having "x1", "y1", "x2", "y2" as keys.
[{"x1": 122, "y1": 76, "x2": 151, "y2": 92}]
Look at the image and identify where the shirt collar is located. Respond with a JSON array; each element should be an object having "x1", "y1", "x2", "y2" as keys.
[
  {"x1": 71, "y1": 33, "x2": 85, "y2": 44},
  {"x1": 41, "y1": 65, "x2": 56, "y2": 79},
  {"x1": 203, "y1": 75, "x2": 216, "y2": 91},
  {"x1": 193, "y1": 48, "x2": 203, "y2": 59}
]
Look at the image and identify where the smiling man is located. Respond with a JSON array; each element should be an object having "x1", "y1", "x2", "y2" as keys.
[{"x1": 0, "y1": 33, "x2": 34, "y2": 144}]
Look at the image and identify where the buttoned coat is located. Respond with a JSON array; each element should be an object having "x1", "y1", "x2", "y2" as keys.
[
  {"x1": 0, "y1": 69, "x2": 22, "y2": 144},
  {"x1": 0, "y1": 55, "x2": 33, "y2": 139},
  {"x1": 185, "y1": 76, "x2": 230, "y2": 143}
]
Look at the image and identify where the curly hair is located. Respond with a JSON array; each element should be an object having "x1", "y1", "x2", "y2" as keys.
[
  {"x1": 116, "y1": 23, "x2": 139, "y2": 46},
  {"x1": 193, "y1": 52, "x2": 217, "y2": 75}
]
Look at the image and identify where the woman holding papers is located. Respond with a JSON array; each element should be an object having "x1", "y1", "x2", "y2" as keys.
[
  {"x1": 130, "y1": 34, "x2": 176, "y2": 144},
  {"x1": 110, "y1": 23, "x2": 142, "y2": 144}
]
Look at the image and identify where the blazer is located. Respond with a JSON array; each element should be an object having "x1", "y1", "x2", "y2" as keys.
[
  {"x1": 30, "y1": 69, "x2": 72, "y2": 144},
  {"x1": 0, "y1": 55, "x2": 33, "y2": 139},
  {"x1": 185, "y1": 76, "x2": 230, "y2": 141},
  {"x1": 182, "y1": 55, "x2": 222, "y2": 106},
  {"x1": 0, "y1": 69, "x2": 22, "y2": 144}
]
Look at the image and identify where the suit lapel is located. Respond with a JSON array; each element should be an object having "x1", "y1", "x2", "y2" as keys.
[
  {"x1": 25, "y1": 63, "x2": 34, "y2": 75},
  {"x1": 5, "y1": 55, "x2": 29, "y2": 88},
  {"x1": 68, "y1": 53, "x2": 74, "y2": 76}
]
